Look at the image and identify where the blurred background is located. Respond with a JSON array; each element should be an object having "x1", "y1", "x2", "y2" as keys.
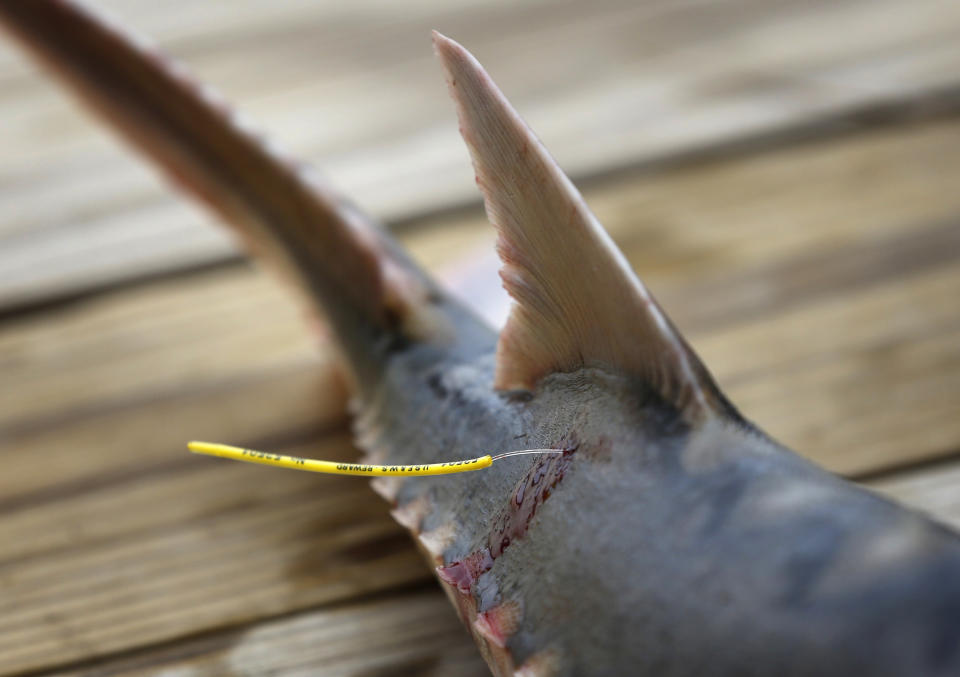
[{"x1": 1, "y1": 0, "x2": 959, "y2": 674}]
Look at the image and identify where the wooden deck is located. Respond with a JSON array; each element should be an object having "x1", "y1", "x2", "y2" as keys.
[{"x1": 2, "y1": 1, "x2": 960, "y2": 674}]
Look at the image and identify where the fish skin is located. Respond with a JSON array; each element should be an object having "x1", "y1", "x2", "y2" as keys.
[
  {"x1": 5, "y1": 3, "x2": 960, "y2": 676},
  {"x1": 364, "y1": 355, "x2": 960, "y2": 676}
]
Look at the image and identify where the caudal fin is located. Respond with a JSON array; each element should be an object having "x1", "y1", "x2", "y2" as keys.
[{"x1": 0, "y1": 0, "x2": 441, "y2": 388}]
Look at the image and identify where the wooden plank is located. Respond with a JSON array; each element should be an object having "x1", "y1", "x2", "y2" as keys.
[
  {"x1": 2, "y1": 0, "x2": 959, "y2": 308},
  {"x1": 592, "y1": 121, "x2": 960, "y2": 330},
  {"x1": 704, "y1": 266, "x2": 960, "y2": 475},
  {"x1": 0, "y1": 266, "x2": 321, "y2": 435},
  {"x1": 0, "y1": 433, "x2": 436, "y2": 676},
  {"x1": 872, "y1": 460, "x2": 960, "y2": 533},
  {"x1": 50, "y1": 590, "x2": 489, "y2": 677}
]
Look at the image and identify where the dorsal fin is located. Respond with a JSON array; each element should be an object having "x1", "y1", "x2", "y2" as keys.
[{"x1": 433, "y1": 32, "x2": 726, "y2": 416}]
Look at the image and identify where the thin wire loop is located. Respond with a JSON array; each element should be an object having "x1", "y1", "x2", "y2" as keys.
[{"x1": 491, "y1": 449, "x2": 565, "y2": 461}]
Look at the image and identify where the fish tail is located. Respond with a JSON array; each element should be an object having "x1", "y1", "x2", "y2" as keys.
[{"x1": 0, "y1": 0, "x2": 447, "y2": 391}]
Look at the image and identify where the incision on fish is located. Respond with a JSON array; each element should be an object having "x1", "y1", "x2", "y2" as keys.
[{"x1": 438, "y1": 447, "x2": 575, "y2": 594}]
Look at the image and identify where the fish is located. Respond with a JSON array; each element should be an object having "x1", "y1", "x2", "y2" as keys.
[{"x1": 3, "y1": 2, "x2": 960, "y2": 675}]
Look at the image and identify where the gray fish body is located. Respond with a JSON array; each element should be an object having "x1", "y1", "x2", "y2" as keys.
[
  {"x1": 6, "y1": 3, "x2": 960, "y2": 675},
  {"x1": 364, "y1": 324, "x2": 960, "y2": 676}
]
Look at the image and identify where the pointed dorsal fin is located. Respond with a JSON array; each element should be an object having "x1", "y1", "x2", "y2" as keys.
[{"x1": 433, "y1": 32, "x2": 725, "y2": 416}]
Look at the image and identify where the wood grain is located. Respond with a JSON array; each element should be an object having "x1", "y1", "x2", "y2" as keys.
[
  {"x1": 2, "y1": 0, "x2": 959, "y2": 309},
  {"x1": 50, "y1": 590, "x2": 490, "y2": 677},
  {"x1": 0, "y1": 435, "x2": 433, "y2": 675},
  {"x1": 873, "y1": 462, "x2": 960, "y2": 533}
]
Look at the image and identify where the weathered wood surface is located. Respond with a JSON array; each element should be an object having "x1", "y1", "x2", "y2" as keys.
[
  {"x1": 2, "y1": 0, "x2": 960, "y2": 309},
  {"x1": 3, "y1": 2, "x2": 960, "y2": 675}
]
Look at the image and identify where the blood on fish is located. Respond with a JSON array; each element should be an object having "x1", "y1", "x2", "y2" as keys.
[
  {"x1": 438, "y1": 446, "x2": 575, "y2": 593},
  {"x1": 474, "y1": 600, "x2": 523, "y2": 648},
  {"x1": 437, "y1": 548, "x2": 494, "y2": 592}
]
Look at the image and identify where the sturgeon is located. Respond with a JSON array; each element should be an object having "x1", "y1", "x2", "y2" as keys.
[{"x1": 4, "y1": 2, "x2": 960, "y2": 675}]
